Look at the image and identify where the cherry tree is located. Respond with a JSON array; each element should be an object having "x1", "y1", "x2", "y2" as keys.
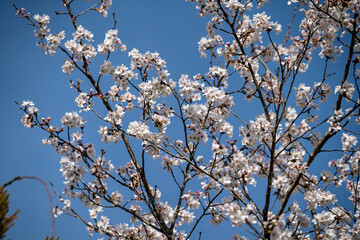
[{"x1": 13, "y1": 0, "x2": 360, "y2": 239}]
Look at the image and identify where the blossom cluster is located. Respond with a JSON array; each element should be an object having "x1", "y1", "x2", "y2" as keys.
[
  {"x1": 33, "y1": 14, "x2": 65, "y2": 56},
  {"x1": 15, "y1": 0, "x2": 360, "y2": 239}
]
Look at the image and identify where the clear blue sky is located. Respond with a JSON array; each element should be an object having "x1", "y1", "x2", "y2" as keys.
[{"x1": 0, "y1": 1, "x2": 354, "y2": 239}]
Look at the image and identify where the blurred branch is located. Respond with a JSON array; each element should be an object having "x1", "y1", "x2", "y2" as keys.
[{"x1": 2, "y1": 176, "x2": 55, "y2": 238}]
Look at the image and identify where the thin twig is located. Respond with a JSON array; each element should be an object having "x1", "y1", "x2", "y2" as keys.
[{"x1": 2, "y1": 176, "x2": 55, "y2": 238}]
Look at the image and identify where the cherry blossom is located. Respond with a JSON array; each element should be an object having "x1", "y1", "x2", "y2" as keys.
[{"x1": 14, "y1": 0, "x2": 360, "y2": 239}]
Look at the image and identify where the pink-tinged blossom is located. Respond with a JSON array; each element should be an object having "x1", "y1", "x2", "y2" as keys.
[
  {"x1": 91, "y1": 156, "x2": 114, "y2": 177},
  {"x1": 252, "y1": 12, "x2": 281, "y2": 34},
  {"x1": 98, "y1": 29, "x2": 126, "y2": 55},
  {"x1": 98, "y1": 126, "x2": 121, "y2": 143},
  {"x1": 97, "y1": 0, "x2": 112, "y2": 17},
  {"x1": 85, "y1": 144, "x2": 96, "y2": 159},
  {"x1": 21, "y1": 114, "x2": 34, "y2": 128},
  {"x1": 119, "y1": 91, "x2": 136, "y2": 105},
  {"x1": 82, "y1": 43, "x2": 97, "y2": 60},
  {"x1": 188, "y1": 127, "x2": 208, "y2": 144},
  {"x1": 127, "y1": 121, "x2": 151, "y2": 140},
  {"x1": 104, "y1": 104, "x2": 125, "y2": 126},
  {"x1": 269, "y1": 215, "x2": 293, "y2": 239},
  {"x1": 295, "y1": 83, "x2": 311, "y2": 108},
  {"x1": 349, "y1": 151, "x2": 360, "y2": 175},
  {"x1": 137, "y1": 77, "x2": 175, "y2": 107},
  {"x1": 67, "y1": 151, "x2": 81, "y2": 163},
  {"x1": 158, "y1": 69, "x2": 170, "y2": 81},
  {"x1": 226, "y1": 0, "x2": 244, "y2": 12},
  {"x1": 108, "y1": 85, "x2": 121, "y2": 102},
  {"x1": 41, "y1": 30, "x2": 65, "y2": 56},
  {"x1": 272, "y1": 175, "x2": 291, "y2": 196},
  {"x1": 183, "y1": 103, "x2": 207, "y2": 124},
  {"x1": 352, "y1": 220, "x2": 360, "y2": 236},
  {"x1": 73, "y1": 25, "x2": 93, "y2": 42},
  {"x1": 97, "y1": 216, "x2": 111, "y2": 234},
  {"x1": 161, "y1": 155, "x2": 179, "y2": 172},
  {"x1": 223, "y1": 202, "x2": 256, "y2": 227},
  {"x1": 232, "y1": 234, "x2": 249, "y2": 240},
  {"x1": 64, "y1": 39, "x2": 79, "y2": 53},
  {"x1": 335, "y1": 81, "x2": 355, "y2": 102},
  {"x1": 240, "y1": 112, "x2": 275, "y2": 146},
  {"x1": 177, "y1": 209, "x2": 195, "y2": 226},
  {"x1": 157, "y1": 202, "x2": 174, "y2": 225},
  {"x1": 341, "y1": 133, "x2": 358, "y2": 151},
  {"x1": 304, "y1": 189, "x2": 337, "y2": 209},
  {"x1": 152, "y1": 114, "x2": 170, "y2": 131},
  {"x1": 61, "y1": 112, "x2": 84, "y2": 128},
  {"x1": 320, "y1": 170, "x2": 333, "y2": 185},
  {"x1": 33, "y1": 14, "x2": 50, "y2": 26},
  {"x1": 34, "y1": 25, "x2": 49, "y2": 40},
  {"x1": 128, "y1": 49, "x2": 166, "y2": 70},
  {"x1": 65, "y1": 39, "x2": 96, "y2": 61},
  {"x1": 178, "y1": 74, "x2": 203, "y2": 101},
  {"x1": 59, "y1": 156, "x2": 87, "y2": 187},
  {"x1": 287, "y1": 201, "x2": 311, "y2": 229},
  {"x1": 75, "y1": 92, "x2": 93, "y2": 112},
  {"x1": 89, "y1": 206, "x2": 103, "y2": 219},
  {"x1": 34, "y1": 14, "x2": 65, "y2": 56},
  {"x1": 53, "y1": 206, "x2": 63, "y2": 218},
  {"x1": 61, "y1": 60, "x2": 75, "y2": 75},
  {"x1": 208, "y1": 66, "x2": 228, "y2": 88},
  {"x1": 61, "y1": 199, "x2": 71, "y2": 212},
  {"x1": 328, "y1": 109, "x2": 343, "y2": 132},
  {"x1": 198, "y1": 37, "x2": 216, "y2": 57},
  {"x1": 314, "y1": 82, "x2": 332, "y2": 103},
  {"x1": 203, "y1": 86, "x2": 226, "y2": 105},
  {"x1": 21, "y1": 100, "x2": 34, "y2": 108},
  {"x1": 286, "y1": 106, "x2": 297, "y2": 122},
  {"x1": 313, "y1": 207, "x2": 351, "y2": 230},
  {"x1": 100, "y1": 60, "x2": 114, "y2": 75},
  {"x1": 219, "y1": 121, "x2": 233, "y2": 138},
  {"x1": 20, "y1": 101, "x2": 38, "y2": 128},
  {"x1": 182, "y1": 191, "x2": 201, "y2": 210},
  {"x1": 111, "y1": 64, "x2": 136, "y2": 88},
  {"x1": 212, "y1": 140, "x2": 228, "y2": 156},
  {"x1": 110, "y1": 191, "x2": 123, "y2": 205}
]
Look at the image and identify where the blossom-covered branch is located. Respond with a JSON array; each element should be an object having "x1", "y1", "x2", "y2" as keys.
[{"x1": 14, "y1": 0, "x2": 360, "y2": 239}]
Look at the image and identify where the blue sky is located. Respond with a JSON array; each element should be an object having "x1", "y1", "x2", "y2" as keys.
[{"x1": 0, "y1": 0, "x2": 356, "y2": 239}]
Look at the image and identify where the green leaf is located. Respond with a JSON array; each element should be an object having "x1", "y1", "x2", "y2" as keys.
[{"x1": 0, "y1": 185, "x2": 20, "y2": 239}]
